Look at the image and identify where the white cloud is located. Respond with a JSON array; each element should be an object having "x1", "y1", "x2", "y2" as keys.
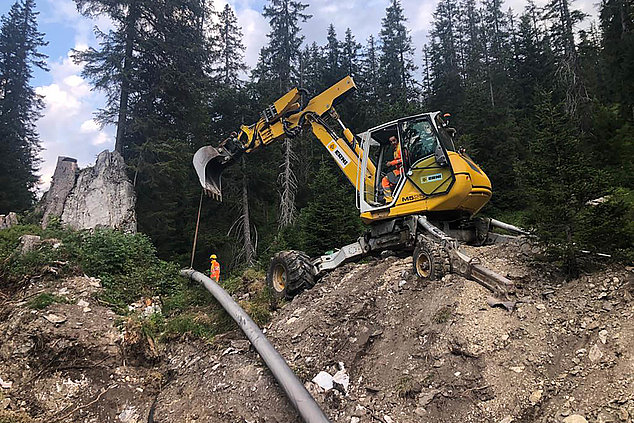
[
  {"x1": 80, "y1": 119, "x2": 99, "y2": 133},
  {"x1": 35, "y1": 48, "x2": 114, "y2": 192},
  {"x1": 236, "y1": 7, "x2": 269, "y2": 69}
]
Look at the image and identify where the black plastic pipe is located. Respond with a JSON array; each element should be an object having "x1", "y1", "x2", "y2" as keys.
[{"x1": 179, "y1": 268, "x2": 331, "y2": 423}]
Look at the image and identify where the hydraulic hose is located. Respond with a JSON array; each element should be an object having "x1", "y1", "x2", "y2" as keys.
[{"x1": 179, "y1": 268, "x2": 331, "y2": 423}]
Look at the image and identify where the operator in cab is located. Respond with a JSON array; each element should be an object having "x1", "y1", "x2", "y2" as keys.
[{"x1": 381, "y1": 136, "x2": 403, "y2": 202}]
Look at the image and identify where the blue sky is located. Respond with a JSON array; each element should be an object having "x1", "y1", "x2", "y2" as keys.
[{"x1": 0, "y1": 0, "x2": 599, "y2": 192}]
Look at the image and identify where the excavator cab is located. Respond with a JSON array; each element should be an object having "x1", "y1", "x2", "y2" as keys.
[{"x1": 358, "y1": 112, "x2": 459, "y2": 215}]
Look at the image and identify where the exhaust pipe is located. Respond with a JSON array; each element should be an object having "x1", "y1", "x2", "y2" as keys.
[{"x1": 489, "y1": 218, "x2": 530, "y2": 236}]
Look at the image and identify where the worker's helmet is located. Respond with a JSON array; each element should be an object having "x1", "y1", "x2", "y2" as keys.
[{"x1": 210, "y1": 254, "x2": 217, "y2": 259}]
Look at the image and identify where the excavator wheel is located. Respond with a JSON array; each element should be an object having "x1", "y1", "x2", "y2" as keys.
[
  {"x1": 413, "y1": 236, "x2": 451, "y2": 281},
  {"x1": 266, "y1": 250, "x2": 315, "y2": 301}
]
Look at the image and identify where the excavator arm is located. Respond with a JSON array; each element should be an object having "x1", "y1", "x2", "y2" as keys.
[{"x1": 193, "y1": 76, "x2": 363, "y2": 200}]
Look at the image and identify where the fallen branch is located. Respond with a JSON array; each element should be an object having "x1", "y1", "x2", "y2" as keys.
[{"x1": 50, "y1": 384, "x2": 117, "y2": 423}]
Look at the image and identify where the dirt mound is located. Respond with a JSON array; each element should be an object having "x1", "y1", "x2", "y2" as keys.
[{"x1": 1, "y1": 245, "x2": 632, "y2": 423}]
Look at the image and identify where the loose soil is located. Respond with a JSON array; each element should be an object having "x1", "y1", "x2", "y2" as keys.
[{"x1": 0, "y1": 244, "x2": 632, "y2": 423}]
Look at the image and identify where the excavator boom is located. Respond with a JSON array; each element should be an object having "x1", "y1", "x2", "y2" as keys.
[{"x1": 193, "y1": 77, "x2": 357, "y2": 200}]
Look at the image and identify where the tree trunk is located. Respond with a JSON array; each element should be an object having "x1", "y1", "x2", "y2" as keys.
[
  {"x1": 278, "y1": 138, "x2": 297, "y2": 228},
  {"x1": 115, "y1": 0, "x2": 138, "y2": 156},
  {"x1": 241, "y1": 158, "x2": 255, "y2": 266}
]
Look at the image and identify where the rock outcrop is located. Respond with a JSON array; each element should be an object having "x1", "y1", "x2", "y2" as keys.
[
  {"x1": 41, "y1": 150, "x2": 137, "y2": 233},
  {"x1": 42, "y1": 157, "x2": 78, "y2": 229},
  {"x1": 0, "y1": 212, "x2": 18, "y2": 229}
]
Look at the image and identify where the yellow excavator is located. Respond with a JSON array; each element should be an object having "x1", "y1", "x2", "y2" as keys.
[{"x1": 193, "y1": 76, "x2": 527, "y2": 303}]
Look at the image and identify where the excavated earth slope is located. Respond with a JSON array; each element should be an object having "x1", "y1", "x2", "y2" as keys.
[{"x1": 0, "y1": 244, "x2": 632, "y2": 423}]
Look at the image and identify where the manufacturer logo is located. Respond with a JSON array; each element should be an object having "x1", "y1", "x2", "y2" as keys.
[
  {"x1": 421, "y1": 173, "x2": 442, "y2": 184},
  {"x1": 327, "y1": 141, "x2": 351, "y2": 168}
]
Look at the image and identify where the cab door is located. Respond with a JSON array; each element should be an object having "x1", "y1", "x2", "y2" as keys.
[
  {"x1": 359, "y1": 123, "x2": 406, "y2": 212},
  {"x1": 400, "y1": 116, "x2": 455, "y2": 197}
]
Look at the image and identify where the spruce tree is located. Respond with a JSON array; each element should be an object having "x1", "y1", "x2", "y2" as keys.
[
  {"x1": 599, "y1": 0, "x2": 634, "y2": 113},
  {"x1": 378, "y1": 0, "x2": 417, "y2": 106},
  {"x1": 256, "y1": 0, "x2": 311, "y2": 92},
  {"x1": 543, "y1": 0, "x2": 588, "y2": 114},
  {"x1": 297, "y1": 160, "x2": 363, "y2": 257},
  {"x1": 520, "y1": 91, "x2": 601, "y2": 276},
  {"x1": 210, "y1": 4, "x2": 247, "y2": 87},
  {"x1": 428, "y1": 0, "x2": 463, "y2": 113},
  {"x1": 0, "y1": 0, "x2": 47, "y2": 213},
  {"x1": 254, "y1": 0, "x2": 311, "y2": 229},
  {"x1": 342, "y1": 28, "x2": 361, "y2": 79},
  {"x1": 323, "y1": 24, "x2": 342, "y2": 85}
]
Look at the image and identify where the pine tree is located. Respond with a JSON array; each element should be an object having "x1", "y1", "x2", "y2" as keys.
[
  {"x1": 210, "y1": 4, "x2": 247, "y2": 87},
  {"x1": 0, "y1": 0, "x2": 47, "y2": 213},
  {"x1": 74, "y1": 0, "x2": 143, "y2": 155},
  {"x1": 378, "y1": 0, "x2": 418, "y2": 105}
]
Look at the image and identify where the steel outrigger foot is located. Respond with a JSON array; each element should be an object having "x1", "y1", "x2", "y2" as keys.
[{"x1": 417, "y1": 216, "x2": 516, "y2": 306}]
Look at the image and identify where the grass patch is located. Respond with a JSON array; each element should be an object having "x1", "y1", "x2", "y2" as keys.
[
  {"x1": 27, "y1": 293, "x2": 68, "y2": 310},
  {"x1": 432, "y1": 305, "x2": 453, "y2": 324}
]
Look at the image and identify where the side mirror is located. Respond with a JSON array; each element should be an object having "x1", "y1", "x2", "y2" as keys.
[{"x1": 446, "y1": 127, "x2": 456, "y2": 137}]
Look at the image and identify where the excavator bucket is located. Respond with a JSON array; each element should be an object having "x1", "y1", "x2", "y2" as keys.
[{"x1": 193, "y1": 146, "x2": 227, "y2": 201}]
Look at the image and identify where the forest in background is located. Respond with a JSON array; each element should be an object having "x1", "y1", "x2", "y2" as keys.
[{"x1": 1, "y1": 0, "x2": 632, "y2": 276}]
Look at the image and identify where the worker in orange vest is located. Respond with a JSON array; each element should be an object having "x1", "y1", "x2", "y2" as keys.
[
  {"x1": 381, "y1": 135, "x2": 403, "y2": 202},
  {"x1": 209, "y1": 254, "x2": 220, "y2": 282}
]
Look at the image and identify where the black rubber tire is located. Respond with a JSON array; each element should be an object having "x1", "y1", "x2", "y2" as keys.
[
  {"x1": 266, "y1": 250, "x2": 315, "y2": 301},
  {"x1": 412, "y1": 236, "x2": 451, "y2": 281}
]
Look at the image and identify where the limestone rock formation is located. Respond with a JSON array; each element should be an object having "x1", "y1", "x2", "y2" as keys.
[
  {"x1": 0, "y1": 212, "x2": 18, "y2": 229},
  {"x1": 41, "y1": 150, "x2": 137, "y2": 233},
  {"x1": 42, "y1": 157, "x2": 78, "y2": 229}
]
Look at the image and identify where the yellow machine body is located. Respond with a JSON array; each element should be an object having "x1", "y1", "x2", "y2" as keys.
[{"x1": 193, "y1": 76, "x2": 492, "y2": 222}]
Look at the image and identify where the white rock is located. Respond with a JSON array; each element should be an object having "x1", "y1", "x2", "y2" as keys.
[
  {"x1": 350, "y1": 418, "x2": 360, "y2": 423},
  {"x1": 0, "y1": 212, "x2": 18, "y2": 230},
  {"x1": 598, "y1": 330, "x2": 608, "y2": 344},
  {"x1": 47, "y1": 151, "x2": 137, "y2": 233},
  {"x1": 529, "y1": 390, "x2": 543, "y2": 404},
  {"x1": 589, "y1": 344, "x2": 603, "y2": 362},
  {"x1": 510, "y1": 366, "x2": 525, "y2": 373},
  {"x1": 118, "y1": 405, "x2": 139, "y2": 422},
  {"x1": 77, "y1": 299, "x2": 89, "y2": 308},
  {"x1": 333, "y1": 369, "x2": 350, "y2": 394},
  {"x1": 43, "y1": 314, "x2": 66, "y2": 325},
  {"x1": 499, "y1": 417, "x2": 514, "y2": 423},
  {"x1": 312, "y1": 371, "x2": 334, "y2": 391},
  {"x1": 0, "y1": 377, "x2": 12, "y2": 389},
  {"x1": 563, "y1": 415, "x2": 588, "y2": 423},
  {"x1": 384, "y1": 416, "x2": 394, "y2": 423},
  {"x1": 17, "y1": 235, "x2": 41, "y2": 254}
]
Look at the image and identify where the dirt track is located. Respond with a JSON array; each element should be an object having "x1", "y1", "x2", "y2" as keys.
[{"x1": 1, "y1": 244, "x2": 632, "y2": 422}]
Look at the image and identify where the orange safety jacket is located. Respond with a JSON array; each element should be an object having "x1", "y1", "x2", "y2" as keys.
[
  {"x1": 210, "y1": 260, "x2": 220, "y2": 281},
  {"x1": 387, "y1": 143, "x2": 402, "y2": 176}
]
